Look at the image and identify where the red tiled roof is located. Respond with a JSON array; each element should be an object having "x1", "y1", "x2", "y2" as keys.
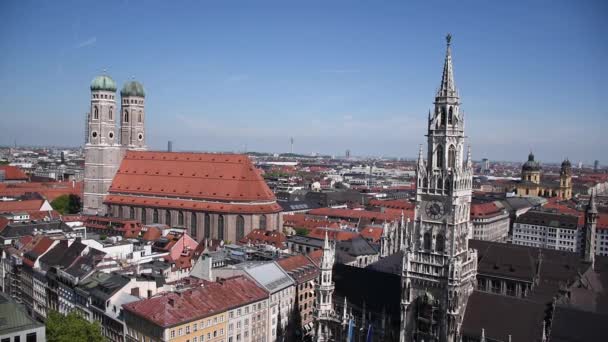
[
  {"x1": 0, "y1": 181, "x2": 83, "y2": 201},
  {"x1": 307, "y1": 249, "x2": 323, "y2": 266},
  {"x1": 277, "y1": 254, "x2": 319, "y2": 283},
  {"x1": 239, "y1": 229, "x2": 286, "y2": 248},
  {"x1": 0, "y1": 166, "x2": 28, "y2": 180},
  {"x1": 104, "y1": 195, "x2": 281, "y2": 214},
  {"x1": 123, "y1": 276, "x2": 268, "y2": 328},
  {"x1": 142, "y1": 227, "x2": 163, "y2": 241},
  {"x1": 470, "y1": 202, "x2": 503, "y2": 218},
  {"x1": 109, "y1": 151, "x2": 276, "y2": 202},
  {"x1": 0, "y1": 199, "x2": 45, "y2": 212},
  {"x1": 308, "y1": 227, "x2": 358, "y2": 241},
  {"x1": 307, "y1": 207, "x2": 401, "y2": 222},
  {"x1": 359, "y1": 226, "x2": 383, "y2": 242},
  {"x1": 368, "y1": 199, "x2": 415, "y2": 210},
  {"x1": 283, "y1": 214, "x2": 337, "y2": 231}
]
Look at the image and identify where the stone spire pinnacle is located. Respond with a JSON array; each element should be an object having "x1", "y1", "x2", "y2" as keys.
[
  {"x1": 324, "y1": 231, "x2": 330, "y2": 250},
  {"x1": 466, "y1": 145, "x2": 472, "y2": 168},
  {"x1": 437, "y1": 33, "x2": 457, "y2": 99},
  {"x1": 588, "y1": 190, "x2": 598, "y2": 214}
]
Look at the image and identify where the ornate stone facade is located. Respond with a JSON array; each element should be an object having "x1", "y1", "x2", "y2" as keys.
[{"x1": 400, "y1": 35, "x2": 478, "y2": 342}]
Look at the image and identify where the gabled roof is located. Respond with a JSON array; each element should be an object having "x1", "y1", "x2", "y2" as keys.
[
  {"x1": 0, "y1": 199, "x2": 45, "y2": 212},
  {"x1": 238, "y1": 262, "x2": 294, "y2": 293},
  {"x1": 108, "y1": 151, "x2": 276, "y2": 202},
  {"x1": 337, "y1": 236, "x2": 379, "y2": 257},
  {"x1": 0, "y1": 165, "x2": 28, "y2": 181},
  {"x1": 123, "y1": 276, "x2": 268, "y2": 328},
  {"x1": 276, "y1": 254, "x2": 319, "y2": 284}
]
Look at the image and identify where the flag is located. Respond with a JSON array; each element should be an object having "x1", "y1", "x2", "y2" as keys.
[
  {"x1": 366, "y1": 324, "x2": 373, "y2": 342},
  {"x1": 347, "y1": 318, "x2": 354, "y2": 342}
]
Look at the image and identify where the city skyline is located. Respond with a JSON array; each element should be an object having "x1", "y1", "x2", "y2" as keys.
[{"x1": 1, "y1": 0, "x2": 606, "y2": 163}]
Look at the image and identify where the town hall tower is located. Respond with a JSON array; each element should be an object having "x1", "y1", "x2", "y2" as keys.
[{"x1": 400, "y1": 35, "x2": 478, "y2": 342}]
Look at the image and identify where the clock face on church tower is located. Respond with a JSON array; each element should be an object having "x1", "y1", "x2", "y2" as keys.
[{"x1": 425, "y1": 200, "x2": 445, "y2": 220}]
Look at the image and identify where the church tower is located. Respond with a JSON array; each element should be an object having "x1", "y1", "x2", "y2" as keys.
[
  {"x1": 120, "y1": 80, "x2": 147, "y2": 150},
  {"x1": 559, "y1": 159, "x2": 572, "y2": 199},
  {"x1": 400, "y1": 35, "x2": 478, "y2": 342},
  {"x1": 83, "y1": 74, "x2": 124, "y2": 215},
  {"x1": 583, "y1": 191, "x2": 598, "y2": 267}
]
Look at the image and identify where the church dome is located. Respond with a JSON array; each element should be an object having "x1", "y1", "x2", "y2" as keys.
[
  {"x1": 522, "y1": 152, "x2": 541, "y2": 172},
  {"x1": 90, "y1": 75, "x2": 117, "y2": 92},
  {"x1": 121, "y1": 80, "x2": 145, "y2": 98},
  {"x1": 561, "y1": 159, "x2": 571, "y2": 168}
]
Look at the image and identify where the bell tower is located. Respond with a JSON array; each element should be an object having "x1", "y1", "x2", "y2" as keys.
[
  {"x1": 83, "y1": 74, "x2": 124, "y2": 215},
  {"x1": 120, "y1": 80, "x2": 147, "y2": 150},
  {"x1": 400, "y1": 35, "x2": 478, "y2": 342}
]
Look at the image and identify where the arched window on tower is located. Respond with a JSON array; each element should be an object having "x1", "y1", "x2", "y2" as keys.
[
  {"x1": 236, "y1": 215, "x2": 245, "y2": 240},
  {"x1": 424, "y1": 232, "x2": 432, "y2": 250},
  {"x1": 141, "y1": 208, "x2": 146, "y2": 224},
  {"x1": 94, "y1": 106, "x2": 99, "y2": 120},
  {"x1": 436, "y1": 234, "x2": 445, "y2": 252},
  {"x1": 441, "y1": 107, "x2": 447, "y2": 127},
  {"x1": 260, "y1": 215, "x2": 267, "y2": 230},
  {"x1": 153, "y1": 209, "x2": 159, "y2": 223},
  {"x1": 109, "y1": 108, "x2": 113, "y2": 120},
  {"x1": 423, "y1": 177, "x2": 428, "y2": 188},
  {"x1": 191, "y1": 213, "x2": 197, "y2": 238},
  {"x1": 448, "y1": 145, "x2": 456, "y2": 169},
  {"x1": 204, "y1": 213, "x2": 211, "y2": 238},
  {"x1": 124, "y1": 110, "x2": 129, "y2": 123},
  {"x1": 448, "y1": 107, "x2": 453, "y2": 125},
  {"x1": 178, "y1": 211, "x2": 184, "y2": 227},
  {"x1": 165, "y1": 210, "x2": 171, "y2": 226},
  {"x1": 436, "y1": 145, "x2": 444, "y2": 169},
  {"x1": 138, "y1": 111, "x2": 142, "y2": 123},
  {"x1": 218, "y1": 215, "x2": 225, "y2": 240}
]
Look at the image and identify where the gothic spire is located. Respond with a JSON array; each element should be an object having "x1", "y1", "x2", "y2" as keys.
[
  {"x1": 324, "y1": 231, "x2": 330, "y2": 250},
  {"x1": 437, "y1": 33, "x2": 457, "y2": 99},
  {"x1": 587, "y1": 190, "x2": 598, "y2": 214}
]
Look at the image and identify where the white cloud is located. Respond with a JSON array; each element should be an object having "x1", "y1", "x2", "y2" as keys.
[{"x1": 76, "y1": 37, "x2": 97, "y2": 48}]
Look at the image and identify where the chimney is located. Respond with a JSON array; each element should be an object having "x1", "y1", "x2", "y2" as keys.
[
  {"x1": 167, "y1": 141, "x2": 173, "y2": 152},
  {"x1": 130, "y1": 287, "x2": 140, "y2": 297}
]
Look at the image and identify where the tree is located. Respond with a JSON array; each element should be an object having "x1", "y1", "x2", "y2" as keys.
[
  {"x1": 51, "y1": 194, "x2": 81, "y2": 215},
  {"x1": 295, "y1": 228, "x2": 309, "y2": 236},
  {"x1": 46, "y1": 310, "x2": 104, "y2": 342}
]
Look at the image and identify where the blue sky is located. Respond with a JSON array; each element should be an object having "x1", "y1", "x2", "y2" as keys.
[{"x1": 0, "y1": 0, "x2": 606, "y2": 163}]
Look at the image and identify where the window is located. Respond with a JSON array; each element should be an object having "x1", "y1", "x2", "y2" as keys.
[
  {"x1": 259, "y1": 214, "x2": 267, "y2": 230},
  {"x1": 186, "y1": 326, "x2": 191, "y2": 334},
  {"x1": 94, "y1": 106, "x2": 99, "y2": 119},
  {"x1": 179, "y1": 328, "x2": 183, "y2": 336},
  {"x1": 141, "y1": 208, "x2": 147, "y2": 224},
  {"x1": 218, "y1": 215, "x2": 224, "y2": 240},
  {"x1": 171, "y1": 330, "x2": 176, "y2": 338},
  {"x1": 138, "y1": 111, "x2": 143, "y2": 123},
  {"x1": 424, "y1": 232, "x2": 432, "y2": 250},
  {"x1": 153, "y1": 209, "x2": 159, "y2": 223},
  {"x1": 178, "y1": 211, "x2": 184, "y2": 226},
  {"x1": 448, "y1": 107, "x2": 453, "y2": 125},
  {"x1": 236, "y1": 215, "x2": 245, "y2": 240},
  {"x1": 441, "y1": 107, "x2": 446, "y2": 126},
  {"x1": 129, "y1": 207, "x2": 135, "y2": 219},
  {"x1": 26, "y1": 334, "x2": 36, "y2": 342},
  {"x1": 191, "y1": 213, "x2": 197, "y2": 237},
  {"x1": 436, "y1": 234, "x2": 445, "y2": 252},
  {"x1": 204, "y1": 213, "x2": 211, "y2": 237},
  {"x1": 165, "y1": 210, "x2": 172, "y2": 226},
  {"x1": 109, "y1": 107, "x2": 113, "y2": 120},
  {"x1": 124, "y1": 110, "x2": 129, "y2": 122},
  {"x1": 448, "y1": 145, "x2": 456, "y2": 169},
  {"x1": 436, "y1": 145, "x2": 444, "y2": 169}
]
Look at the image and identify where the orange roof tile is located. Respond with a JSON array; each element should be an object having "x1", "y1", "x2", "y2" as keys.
[
  {"x1": 0, "y1": 199, "x2": 45, "y2": 212},
  {"x1": 307, "y1": 207, "x2": 401, "y2": 222},
  {"x1": 0, "y1": 166, "x2": 28, "y2": 181},
  {"x1": 109, "y1": 151, "x2": 276, "y2": 202},
  {"x1": 123, "y1": 276, "x2": 268, "y2": 328},
  {"x1": 359, "y1": 226, "x2": 383, "y2": 242},
  {"x1": 239, "y1": 229, "x2": 286, "y2": 248},
  {"x1": 308, "y1": 227, "x2": 358, "y2": 241}
]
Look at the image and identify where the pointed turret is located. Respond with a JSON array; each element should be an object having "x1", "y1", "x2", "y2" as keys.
[
  {"x1": 587, "y1": 190, "x2": 598, "y2": 214},
  {"x1": 437, "y1": 33, "x2": 457, "y2": 99},
  {"x1": 466, "y1": 145, "x2": 473, "y2": 168}
]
